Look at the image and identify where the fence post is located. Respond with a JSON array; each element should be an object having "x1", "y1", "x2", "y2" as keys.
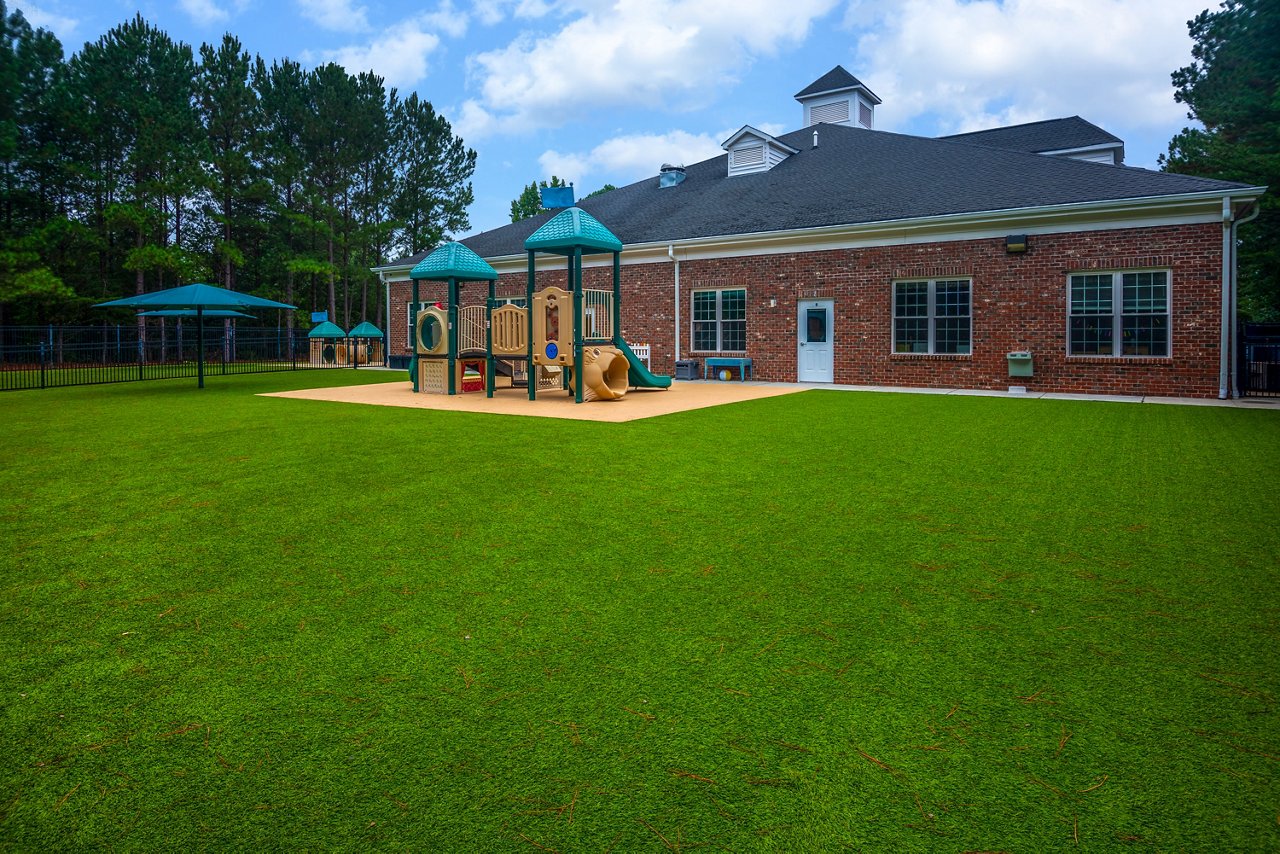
[
  {"x1": 39, "y1": 341, "x2": 46, "y2": 389},
  {"x1": 138, "y1": 332, "x2": 144, "y2": 381}
]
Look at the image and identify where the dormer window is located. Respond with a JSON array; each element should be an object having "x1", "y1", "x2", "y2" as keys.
[{"x1": 722, "y1": 126, "x2": 800, "y2": 177}]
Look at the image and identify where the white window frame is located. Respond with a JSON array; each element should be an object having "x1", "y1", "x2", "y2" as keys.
[
  {"x1": 1066, "y1": 270, "x2": 1172, "y2": 358},
  {"x1": 691, "y1": 288, "x2": 747, "y2": 353},
  {"x1": 892, "y1": 278, "x2": 972, "y2": 355}
]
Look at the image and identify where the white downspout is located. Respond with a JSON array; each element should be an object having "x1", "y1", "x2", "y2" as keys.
[
  {"x1": 669, "y1": 244, "x2": 681, "y2": 361},
  {"x1": 380, "y1": 271, "x2": 391, "y2": 366},
  {"x1": 1229, "y1": 201, "x2": 1262, "y2": 397},
  {"x1": 1220, "y1": 197, "x2": 1233, "y2": 399}
]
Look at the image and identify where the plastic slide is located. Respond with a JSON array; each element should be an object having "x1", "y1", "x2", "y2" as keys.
[{"x1": 614, "y1": 338, "x2": 673, "y2": 389}]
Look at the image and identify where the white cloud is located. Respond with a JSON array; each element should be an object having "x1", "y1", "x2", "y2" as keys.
[
  {"x1": 180, "y1": 0, "x2": 229, "y2": 25},
  {"x1": 315, "y1": 22, "x2": 443, "y2": 88},
  {"x1": 845, "y1": 0, "x2": 1205, "y2": 134},
  {"x1": 17, "y1": 1, "x2": 80, "y2": 37},
  {"x1": 471, "y1": 0, "x2": 555, "y2": 26},
  {"x1": 463, "y1": 0, "x2": 839, "y2": 136},
  {"x1": 538, "y1": 129, "x2": 726, "y2": 185},
  {"x1": 420, "y1": 1, "x2": 471, "y2": 38},
  {"x1": 298, "y1": 0, "x2": 371, "y2": 32}
]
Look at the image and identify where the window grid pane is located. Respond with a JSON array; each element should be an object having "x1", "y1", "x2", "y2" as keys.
[
  {"x1": 722, "y1": 321, "x2": 746, "y2": 352},
  {"x1": 935, "y1": 281, "x2": 970, "y2": 317},
  {"x1": 1071, "y1": 275, "x2": 1112, "y2": 315},
  {"x1": 692, "y1": 291, "x2": 717, "y2": 322},
  {"x1": 693, "y1": 322, "x2": 718, "y2": 352},
  {"x1": 894, "y1": 282, "x2": 928, "y2": 317},
  {"x1": 1122, "y1": 272, "x2": 1168, "y2": 313},
  {"x1": 895, "y1": 318, "x2": 928, "y2": 353},
  {"x1": 1070, "y1": 316, "x2": 1114, "y2": 355},
  {"x1": 934, "y1": 317, "x2": 970, "y2": 354},
  {"x1": 721, "y1": 289, "x2": 746, "y2": 321},
  {"x1": 1122, "y1": 315, "x2": 1169, "y2": 356}
]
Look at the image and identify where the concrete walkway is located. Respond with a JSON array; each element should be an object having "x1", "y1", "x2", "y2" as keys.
[{"x1": 750, "y1": 380, "x2": 1280, "y2": 409}]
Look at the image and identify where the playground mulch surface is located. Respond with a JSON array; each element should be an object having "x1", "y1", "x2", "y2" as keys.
[{"x1": 261, "y1": 378, "x2": 805, "y2": 421}]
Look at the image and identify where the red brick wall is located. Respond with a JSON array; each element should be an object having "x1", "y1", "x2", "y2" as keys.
[{"x1": 388, "y1": 223, "x2": 1225, "y2": 397}]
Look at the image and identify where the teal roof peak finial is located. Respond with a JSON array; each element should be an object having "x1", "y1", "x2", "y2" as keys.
[
  {"x1": 524, "y1": 207, "x2": 622, "y2": 255},
  {"x1": 410, "y1": 241, "x2": 498, "y2": 281}
]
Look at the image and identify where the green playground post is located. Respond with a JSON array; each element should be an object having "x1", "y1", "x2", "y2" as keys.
[
  {"x1": 527, "y1": 250, "x2": 536, "y2": 401},
  {"x1": 447, "y1": 277, "x2": 458, "y2": 395},
  {"x1": 572, "y1": 247, "x2": 584, "y2": 404},
  {"x1": 485, "y1": 280, "x2": 495, "y2": 398}
]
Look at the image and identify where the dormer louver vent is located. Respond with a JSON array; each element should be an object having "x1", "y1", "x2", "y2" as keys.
[{"x1": 733, "y1": 145, "x2": 764, "y2": 168}]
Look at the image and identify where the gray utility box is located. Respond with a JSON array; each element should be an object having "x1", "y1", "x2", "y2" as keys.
[
  {"x1": 674, "y1": 360, "x2": 700, "y2": 381},
  {"x1": 1007, "y1": 351, "x2": 1034, "y2": 378}
]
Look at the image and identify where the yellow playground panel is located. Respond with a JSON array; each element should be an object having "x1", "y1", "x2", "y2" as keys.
[{"x1": 491, "y1": 304, "x2": 527, "y2": 356}]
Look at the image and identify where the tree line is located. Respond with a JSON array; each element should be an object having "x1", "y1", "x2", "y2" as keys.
[{"x1": 0, "y1": 3, "x2": 476, "y2": 330}]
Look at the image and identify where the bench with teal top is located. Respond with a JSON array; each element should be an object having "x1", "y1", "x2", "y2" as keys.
[{"x1": 704, "y1": 357, "x2": 752, "y2": 381}]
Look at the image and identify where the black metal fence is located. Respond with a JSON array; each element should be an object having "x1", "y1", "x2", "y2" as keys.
[
  {"x1": 0, "y1": 324, "x2": 386, "y2": 392},
  {"x1": 1240, "y1": 322, "x2": 1280, "y2": 398}
]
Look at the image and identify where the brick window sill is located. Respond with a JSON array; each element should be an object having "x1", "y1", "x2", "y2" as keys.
[
  {"x1": 889, "y1": 353, "x2": 972, "y2": 361},
  {"x1": 1066, "y1": 356, "x2": 1174, "y2": 366}
]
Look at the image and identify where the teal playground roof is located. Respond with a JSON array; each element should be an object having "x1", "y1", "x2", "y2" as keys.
[
  {"x1": 524, "y1": 207, "x2": 622, "y2": 255},
  {"x1": 347, "y1": 321, "x2": 384, "y2": 338},
  {"x1": 410, "y1": 242, "x2": 498, "y2": 281},
  {"x1": 307, "y1": 321, "x2": 347, "y2": 339}
]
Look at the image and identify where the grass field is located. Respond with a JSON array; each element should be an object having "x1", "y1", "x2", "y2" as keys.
[{"x1": 2, "y1": 372, "x2": 1278, "y2": 851}]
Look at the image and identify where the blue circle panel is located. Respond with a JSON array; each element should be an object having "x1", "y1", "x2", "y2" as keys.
[{"x1": 545, "y1": 342, "x2": 558, "y2": 359}]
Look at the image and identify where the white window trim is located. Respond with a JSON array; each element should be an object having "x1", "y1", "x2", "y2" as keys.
[
  {"x1": 691, "y1": 288, "x2": 747, "y2": 353},
  {"x1": 1065, "y1": 269, "x2": 1173, "y2": 358},
  {"x1": 891, "y1": 278, "x2": 973, "y2": 355}
]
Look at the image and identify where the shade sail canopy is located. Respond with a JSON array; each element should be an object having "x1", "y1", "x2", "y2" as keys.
[
  {"x1": 524, "y1": 207, "x2": 622, "y2": 255},
  {"x1": 95, "y1": 283, "x2": 295, "y2": 311},
  {"x1": 307, "y1": 321, "x2": 347, "y2": 339},
  {"x1": 410, "y1": 242, "x2": 497, "y2": 282},
  {"x1": 137, "y1": 309, "x2": 255, "y2": 319},
  {"x1": 347, "y1": 321, "x2": 384, "y2": 338}
]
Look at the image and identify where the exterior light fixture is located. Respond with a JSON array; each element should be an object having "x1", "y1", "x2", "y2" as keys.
[{"x1": 1006, "y1": 234, "x2": 1028, "y2": 254}]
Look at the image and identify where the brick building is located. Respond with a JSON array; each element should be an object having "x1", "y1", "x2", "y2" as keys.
[{"x1": 374, "y1": 67, "x2": 1266, "y2": 399}]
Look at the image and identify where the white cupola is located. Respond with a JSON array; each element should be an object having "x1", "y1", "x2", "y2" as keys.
[{"x1": 795, "y1": 65, "x2": 881, "y2": 129}]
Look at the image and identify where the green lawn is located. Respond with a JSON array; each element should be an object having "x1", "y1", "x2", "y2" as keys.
[{"x1": 2, "y1": 373, "x2": 1278, "y2": 851}]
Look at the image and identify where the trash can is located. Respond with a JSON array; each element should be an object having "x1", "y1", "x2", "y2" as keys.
[
  {"x1": 1007, "y1": 351, "x2": 1033, "y2": 378},
  {"x1": 674, "y1": 360, "x2": 700, "y2": 380}
]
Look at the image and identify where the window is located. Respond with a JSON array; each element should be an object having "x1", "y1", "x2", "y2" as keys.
[
  {"x1": 692, "y1": 289, "x2": 746, "y2": 352},
  {"x1": 1068, "y1": 271, "x2": 1169, "y2": 356},
  {"x1": 893, "y1": 279, "x2": 971, "y2": 354}
]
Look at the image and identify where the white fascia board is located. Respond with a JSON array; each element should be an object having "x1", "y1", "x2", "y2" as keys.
[
  {"x1": 472, "y1": 187, "x2": 1267, "y2": 275},
  {"x1": 1038, "y1": 142, "x2": 1124, "y2": 157}
]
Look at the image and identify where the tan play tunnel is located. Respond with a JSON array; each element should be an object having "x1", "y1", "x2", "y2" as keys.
[{"x1": 574, "y1": 346, "x2": 630, "y2": 401}]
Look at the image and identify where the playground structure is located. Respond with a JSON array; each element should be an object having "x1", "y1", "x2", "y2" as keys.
[
  {"x1": 409, "y1": 208, "x2": 671, "y2": 403},
  {"x1": 308, "y1": 320, "x2": 385, "y2": 366}
]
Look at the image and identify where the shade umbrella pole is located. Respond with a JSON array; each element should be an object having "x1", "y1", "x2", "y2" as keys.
[{"x1": 197, "y1": 306, "x2": 205, "y2": 389}]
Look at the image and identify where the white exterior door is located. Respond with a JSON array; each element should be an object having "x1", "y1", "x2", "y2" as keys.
[{"x1": 797, "y1": 299, "x2": 834, "y2": 383}]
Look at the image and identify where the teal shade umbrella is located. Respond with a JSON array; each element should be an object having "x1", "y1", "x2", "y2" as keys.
[
  {"x1": 95, "y1": 283, "x2": 295, "y2": 388},
  {"x1": 137, "y1": 309, "x2": 255, "y2": 319}
]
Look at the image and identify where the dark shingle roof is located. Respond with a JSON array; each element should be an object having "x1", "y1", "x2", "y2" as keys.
[
  {"x1": 794, "y1": 65, "x2": 881, "y2": 104},
  {"x1": 938, "y1": 116, "x2": 1122, "y2": 154},
  {"x1": 457, "y1": 123, "x2": 1251, "y2": 261}
]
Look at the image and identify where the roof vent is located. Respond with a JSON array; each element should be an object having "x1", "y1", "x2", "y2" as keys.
[{"x1": 659, "y1": 164, "x2": 686, "y2": 188}]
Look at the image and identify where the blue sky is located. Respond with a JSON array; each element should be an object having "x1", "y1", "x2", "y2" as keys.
[{"x1": 19, "y1": 0, "x2": 1212, "y2": 243}]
